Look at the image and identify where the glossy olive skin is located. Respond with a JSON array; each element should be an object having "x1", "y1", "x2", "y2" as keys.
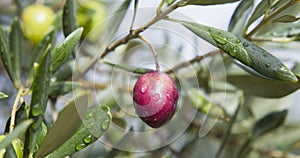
[{"x1": 133, "y1": 71, "x2": 178, "y2": 128}]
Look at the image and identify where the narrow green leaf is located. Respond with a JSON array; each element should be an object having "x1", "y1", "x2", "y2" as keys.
[
  {"x1": 104, "y1": 0, "x2": 132, "y2": 42},
  {"x1": 28, "y1": 30, "x2": 55, "y2": 80},
  {"x1": 228, "y1": 74, "x2": 300, "y2": 98},
  {"x1": 46, "y1": 105, "x2": 111, "y2": 158},
  {"x1": 52, "y1": 59, "x2": 74, "y2": 81},
  {"x1": 228, "y1": 0, "x2": 254, "y2": 35},
  {"x1": 0, "y1": 120, "x2": 33, "y2": 150},
  {"x1": 237, "y1": 136, "x2": 255, "y2": 158},
  {"x1": 51, "y1": 27, "x2": 83, "y2": 73},
  {"x1": 273, "y1": 14, "x2": 299, "y2": 23},
  {"x1": 187, "y1": 88, "x2": 229, "y2": 121},
  {"x1": 35, "y1": 93, "x2": 89, "y2": 158},
  {"x1": 104, "y1": 60, "x2": 151, "y2": 74},
  {"x1": 175, "y1": 19, "x2": 298, "y2": 82},
  {"x1": 186, "y1": 0, "x2": 240, "y2": 5},
  {"x1": 62, "y1": 0, "x2": 78, "y2": 37},
  {"x1": 0, "y1": 26, "x2": 17, "y2": 86},
  {"x1": 9, "y1": 17, "x2": 23, "y2": 87},
  {"x1": 0, "y1": 92, "x2": 8, "y2": 100},
  {"x1": 246, "y1": 0, "x2": 280, "y2": 27},
  {"x1": 49, "y1": 81, "x2": 81, "y2": 96},
  {"x1": 25, "y1": 45, "x2": 51, "y2": 157},
  {"x1": 253, "y1": 110, "x2": 287, "y2": 137}
]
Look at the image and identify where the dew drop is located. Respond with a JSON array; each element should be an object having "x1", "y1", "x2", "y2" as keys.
[
  {"x1": 101, "y1": 119, "x2": 110, "y2": 130},
  {"x1": 229, "y1": 49, "x2": 237, "y2": 57},
  {"x1": 265, "y1": 63, "x2": 271, "y2": 68},
  {"x1": 140, "y1": 85, "x2": 148, "y2": 94},
  {"x1": 75, "y1": 143, "x2": 86, "y2": 151},
  {"x1": 243, "y1": 42, "x2": 248, "y2": 47},
  {"x1": 263, "y1": 54, "x2": 268, "y2": 57},
  {"x1": 152, "y1": 93, "x2": 160, "y2": 101},
  {"x1": 236, "y1": 39, "x2": 241, "y2": 43},
  {"x1": 83, "y1": 135, "x2": 93, "y2": 144}
]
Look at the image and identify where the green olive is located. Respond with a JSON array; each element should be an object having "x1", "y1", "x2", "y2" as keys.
[
  {"x1": 77, "y1": 0, "x2": 106, "y2": 41},
  {"x1": 22, "y1": 4, "x2": 54, "y2": 44}
]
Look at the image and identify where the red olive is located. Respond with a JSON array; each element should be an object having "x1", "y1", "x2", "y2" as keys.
[{"x1": 133, "y1": 71, "x2": 178, "y2": 128}]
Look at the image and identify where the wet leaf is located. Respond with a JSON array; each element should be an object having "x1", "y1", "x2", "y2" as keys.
[
  {"x1": 45, "y1": 105, "x2": 111, "y2": 158},
  {"x1": 35, "y1": 93, "x2": 89, "y2": 158},
  {"x1": 228, "y1": 0, "x2": 254, "y2": 35},
  {"x1": 253, "y1": 110, "x2": 287, "y2": 137},
  {"x1": 9, "y1": 17, "x2": 23, "y2": 87},
  {"x1": 186, "y1": 0, "x2": 240, "y2": 5},
  {"x1": 51, "y1": 27, "x2": 83, "y2": 73},
  {"x1": 175, "y1": 19, "x2": 298, "y2": 82},
  {"x1": 49, "y1": 81, "x2": 81, "y2": 96},
  {"x1": 0, "y1": 120, "x2": 33, "y2": 150},
  {"x1": 0, "y1": 92, "x2": 8, "y2": 100},
  {"x1": 25, "y1": 45, "x2": 51, "y2": 157},
  {"x1": 187, "y1": 88, "x2": 229, "y2": 121},
  {"x1": 228, "y1": 74, "x2": 300, "y2": 98},
  {"x1": 0, "y1": 26, "x2": 17, "y2": 86}
]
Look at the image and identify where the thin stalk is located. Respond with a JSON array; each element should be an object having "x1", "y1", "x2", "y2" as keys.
[
  {"x1": 9, "y1": 88, "x2": 24, "y2": 132},
  {"x1": 156, "y1": 0, "x2": 165, "y2": 15},
  {"x1": 138, "y1": 35, "x2": 160, "y2": 71}
]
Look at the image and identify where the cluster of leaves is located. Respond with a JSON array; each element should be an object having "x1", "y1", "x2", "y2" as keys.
[{"x1": 0, "y1": 0, "x2": 299, "y2": 158}]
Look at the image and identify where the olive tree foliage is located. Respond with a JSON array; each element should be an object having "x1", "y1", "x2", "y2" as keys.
[{"x1": 0, "y1": 0, "x2": 300, "y2": 158}]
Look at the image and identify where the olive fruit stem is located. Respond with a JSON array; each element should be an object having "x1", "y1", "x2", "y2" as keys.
[
  {"x1": 138, "y1": 35, "x2": 160, "y2": 71},
  {"x1": 75, "y1": 0, "x2": 183, "y2": 79}
]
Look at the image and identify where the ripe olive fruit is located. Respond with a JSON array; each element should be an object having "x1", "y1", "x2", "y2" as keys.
[{"x1": 133, "y1": 71, "x2": 178, "y2": 128}]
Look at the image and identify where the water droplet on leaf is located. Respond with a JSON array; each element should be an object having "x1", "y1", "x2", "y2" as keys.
[
  {"x1": 243, "y1": 42, "x2": 248, "y2": 47},
  {"x1": 83, "y1": 135, "x2": 93, "y2": 144},
  {"x1": 101, "y1": 119, "x2": 110, "y2": 130},
  {"x1": 75, "y1": 143, "x2": 86, "y2": 151}
]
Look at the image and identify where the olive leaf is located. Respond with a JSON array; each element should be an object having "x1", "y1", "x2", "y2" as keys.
[
  {"x1": 49, "y1": 81, "x2": 81, "y2": 96},
  {"x1": 0, "y1": 92, "x2": 8, "y2": 100},
  {"x1": 246, "y1": 0, "x2": 281, "y2": 28},
  {"x1": 35, "y1": 93, "x2": 89, "y2": 158},
  {"x1": 62, "y1": 0, "x2": 78, "y2": 37},
  {"x1": 0, "y1": 119, "x2": 33, "y2": 150},
  {"x1": 103, "y1": 60, "x2": 151, "y2": 74},
  {"x1": 227, "y1": 74, "x2": 300, "y2": 98},
  {"x1": 174, "y1": 19, "x2": 298, "y2": 83},
  {"x1": 228, "y1": 0, "x2": 254, "y2": 35},
  {"x1": 28, "y1": 30, "x2": 56, "y2": 80},
  {"x1": 104, "y1": 0, "x2": 132, "y2": 42},
  {"x1": 51, "y1": 27, "x2": 83, "y2": 73},
  {"x1": 272, "y1": 14, "x2": 299, "y2": 23},
  {"x1": 25, "y1": 45, "x2": 51, "y2": 157},
  {"x1": 46, "y1": 105, "x2": 111, "y2": 158},
  {"x1": 9, "y1": 17, "x2": 23, "y2": 87},
  {"x1": 187, "y1": 88, "x2": 229, "y2": 121},
  {"x1": 253, "y1": 110, "x2": 287, "y2": 137},
  {"x1": 185, "y1": 0, "x2": 240, "y2": 5},
  {"x1": 0, "y1": 26, "x2": 17, "y2": 86}
]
